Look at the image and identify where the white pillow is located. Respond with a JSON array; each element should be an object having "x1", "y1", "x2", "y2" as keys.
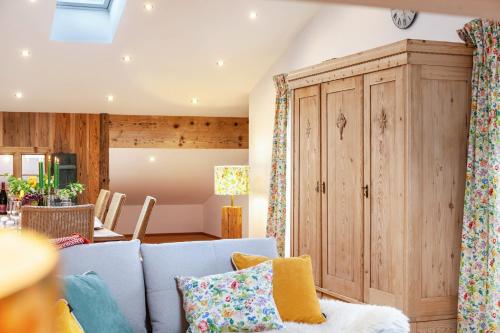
[
  {"x1": 94, "y1": 217, "x2": 103, "y2": 230},
  {"x1": 176, "y1": 261, "x2": 283, "y2": 332}
]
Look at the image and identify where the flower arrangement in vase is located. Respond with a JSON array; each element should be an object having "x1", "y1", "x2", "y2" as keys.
[{"x1": 6, "y1": 175, "x2": 85, "y2": 206}]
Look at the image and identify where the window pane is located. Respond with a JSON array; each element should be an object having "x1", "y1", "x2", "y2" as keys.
[
  {"x1": 61, "y1": 0, "x2": 107, "y2": 4},
  {"x1": 0, "y1": 155, "x2": 13, "y2": 184},
  {"x1": 57, "y1": 0, "x2": 111, "y2": 9},
  {"x1": 22, "y1": 155, "x2": 45, "y2": 180}
]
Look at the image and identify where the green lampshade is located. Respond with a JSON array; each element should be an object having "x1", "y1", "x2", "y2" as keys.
[{"x1": 214, "y1": 165, "x2": 249, "y2": 196}]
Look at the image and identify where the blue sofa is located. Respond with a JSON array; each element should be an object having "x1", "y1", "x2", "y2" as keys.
[{"x1": 59, "y1": 238, "x2": 408, "y2": 333}]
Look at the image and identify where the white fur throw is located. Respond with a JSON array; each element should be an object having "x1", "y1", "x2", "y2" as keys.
[{"x1": 266, "y1": 299, "x2": 410, "y2": 333}]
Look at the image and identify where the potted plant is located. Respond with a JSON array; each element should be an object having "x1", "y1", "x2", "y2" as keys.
[{"x1": 58, "y1": 183, "x2": 85, "y2": 206}]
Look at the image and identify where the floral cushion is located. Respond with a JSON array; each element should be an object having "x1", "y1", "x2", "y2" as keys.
[{"x1": 176, "y1": 261, "x2": 284, "y2": 333}]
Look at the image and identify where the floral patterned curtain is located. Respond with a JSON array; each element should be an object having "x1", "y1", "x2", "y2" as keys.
[
  {"x1": 266, "y1": 74, "x2": 289, "y2": 257},
  {"x1": 456, "y1": 19, "x2": 499, "y2": 333}
]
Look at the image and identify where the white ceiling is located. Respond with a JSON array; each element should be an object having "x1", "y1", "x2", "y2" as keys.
[
  {"x1": 0, "y1": 0, "x2": 318, "y2": 116},
  {"x1": 109, "y1": 148, "x2": 249, "y2": 205}
]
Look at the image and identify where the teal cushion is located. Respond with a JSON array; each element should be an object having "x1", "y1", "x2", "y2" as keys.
[{"x1": 64, "y1": 271, "x2": 134, "y2": 333}]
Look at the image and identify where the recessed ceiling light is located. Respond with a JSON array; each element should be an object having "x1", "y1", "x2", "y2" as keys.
[
  {"x1": 249, "y1": 11, "x2": 258, "y2": 20},
  {"x1": 20, "y1": 49, "x2": 31, "y2": 58},
  {"x1": 28, "y1": 0, "x2": 37, "y2": 3},
  {"x1": 149, "y1": 156, "x2": 156, "y2": 162},
  {"x1": 122, "y1": 55, "x2": 132, "y2": 62},
  {"x1": 216, "y1": 59, "x2": 224, "y2": 67},
  {"x1": 14, "y1": 92, "x2": 23, "y2": 99},
  {"x1": 144, "y1": 2, "x2": 154, "y2": 11},
  {"x1": 106, "y1": 95, "x2": 114, "y2": 102},
  {"x1": 191, "y1": 97, "x2": 199, "y2": 105}
]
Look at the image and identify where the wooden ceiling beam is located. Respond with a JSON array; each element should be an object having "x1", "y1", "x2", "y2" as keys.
[
  {"x1": 296, "y1": 0, "x2": 500, "y2": 20},
  {"x1": 109, "y1": 115, "x2": 249, "y2": 149}
]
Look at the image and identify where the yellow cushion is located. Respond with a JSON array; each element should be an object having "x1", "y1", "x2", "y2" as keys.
[
  {"x1": 55, "y1": 299, "x2": 84, "y2": 333},
  {"x1": 232, "y1": 253, "x2": 325, "y2": 324}
]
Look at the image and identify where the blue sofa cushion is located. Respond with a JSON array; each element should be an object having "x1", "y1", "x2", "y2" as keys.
[
  {"x1": 140, "y1": 238, "x2": 278, "y2": 333},
  {"x1": 59, "y1": 240, "x2": 147, "y2": 333},
  {"x1": 64, "y1": 271, "x2": 134, "y2": 333}
]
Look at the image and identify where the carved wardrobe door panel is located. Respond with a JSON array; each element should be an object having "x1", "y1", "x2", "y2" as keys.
[
  {"x1": 363, "y1": 67, "x2": 406, "y2": 309},
  {"x1": 293, "y1": 85, "x2": 322, "y2": 286},
  {"x1": 320, "y1": 76, "x2": 364, "y2": 302}
]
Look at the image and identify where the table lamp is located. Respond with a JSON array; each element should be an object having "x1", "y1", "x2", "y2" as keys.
[{"x1": 214, "y1": 165, "x2": 249, "y2": 239}]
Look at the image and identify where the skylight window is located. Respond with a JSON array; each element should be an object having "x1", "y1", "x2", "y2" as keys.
[
  {"x1": 57, "y1": 0, "x2": 112, "y2": 10},
  {"x1": 51, "y1": 0, "x2": 126, "y2": 43}
]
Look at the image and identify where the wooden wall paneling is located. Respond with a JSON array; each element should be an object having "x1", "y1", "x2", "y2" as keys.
[
  {"x1": 29, "y1": 113, "x2": 50, "y2": 147},
  {"x1": 407, "y1": 64, "x2": 470, "y2": 320},
  {"x1": 363, "y1": 67, "x2": 406, "y2": 309},
  {"x1": 293, "y1": 85, "x2": 322, "y2": 286},
  {"x1": 3, "y1": 113, "x2": 25, "y2": 147},
  {"x1": 109, "y1": 115, "x2": 249, "y2": 149},
  {"x1": 321, "y1": 76, "x2": 364, "y2": 301},
  {"x1": 99, "y1": 113, "x2": 110, "y2": 191},
  {"x1": 0, "y1": 113, "x2": 51, "y2": 148},
  {"x1": 74, "y1": 114, "x2": 89, "y2": 203},
  {"x1": 0, "y1": 111, "x2": 249, "y2": 204},
  {"x1": 12, "y1": 153, "x2": 21, "y2": 178},
  {"x1": 87, "y1": 114, "x2": 101, "y2": 204},
  {"x1": 53, "y1": 113, "x2": 75, "y2": 152}
]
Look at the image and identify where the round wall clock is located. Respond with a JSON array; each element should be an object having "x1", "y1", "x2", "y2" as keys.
[{"x1": 391, "y1": 9, "x2": 417, "y2": 29}]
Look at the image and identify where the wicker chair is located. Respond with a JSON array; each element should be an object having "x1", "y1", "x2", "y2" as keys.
[{"x1": 21, "y1": 205, "x2": 95, "y2": 242}]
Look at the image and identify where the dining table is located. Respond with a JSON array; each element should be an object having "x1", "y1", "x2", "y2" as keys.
[{"x1": 93, "y1": 228, "x2": 127, "y2": 243}]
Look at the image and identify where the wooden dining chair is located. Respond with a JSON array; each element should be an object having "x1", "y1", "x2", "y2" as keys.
[
  {"x1": 103, "y1": 192, "x2": 126, "y2": 231},
  {"x1": 94, "y1": 189, "x2": 111, "y2": 221},
  {"x1": 132, "y1": 196, "x2": 156, "y2": 242},
  {"x1": 22, "y1": 205, "x2": 94, "y2": 242}
]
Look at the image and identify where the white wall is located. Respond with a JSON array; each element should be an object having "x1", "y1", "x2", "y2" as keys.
[
  {"x1": 115, "y1": 197, "x2": 249, "y2": 237},
  {"x1": 115, "y1": 204, "x2": 204, "y2": 235},
  {"x1": 110, "y1": 148, "x2": 249, "y2": 236},
  {"x1": 203, "y1": 194, "x2": 249, "y2": 238},
  {"x1": 248, "y1": 4, "x2": 471, "y2": 237}
]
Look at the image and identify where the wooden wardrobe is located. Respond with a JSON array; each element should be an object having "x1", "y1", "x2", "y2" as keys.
[{"x1": 290, "y1": 40, "x2": 472, "y2": 333}]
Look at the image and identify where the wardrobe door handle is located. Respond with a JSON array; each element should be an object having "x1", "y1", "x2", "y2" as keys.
[
  {"x1": 322, "y1": 181, "x2": 326, "y2": 194},
  {"x1": 362, "y1": 185, "x2": 369, "y2": 198}
]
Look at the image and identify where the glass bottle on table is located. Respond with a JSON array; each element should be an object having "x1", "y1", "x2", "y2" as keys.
[
  {"x1": 0, "y1": 182, "x2": 7, "y2": 215},
  {"x1": 9, "y1": 200, "x2": 21, "y2": 230}
]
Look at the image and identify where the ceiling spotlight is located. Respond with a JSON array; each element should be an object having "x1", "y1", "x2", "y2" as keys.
[
  {"x1": 28, "y1": 0, "x2": 37, "y2": 3},
  {"x1": 20, "y1": 49, "x2": 31, "y2": 58},
  {"x1": 191, "y1": 97, "x2": 199, "y2": 104},
  {"x1": 144, "y1": 2, "x2": 154, "y2": 11},
  {"x1": 14, "y1": 92, "x2": 23, "y2": 99},
  {"x1": 106, "y1": 95, "x2": 114, "y2": 102},
  {"x1": 122, "y1": 55, "x2": 132, "y2": 62},
  {"x1": 149, "y1": 156, "x2": 156, "y2": 162},
  {"x1": 249, "y1": 11, "x2": 258, "y2": 20},
  {"x1": 216, "y1": 59, "x2": 224, "y2": 67}
]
